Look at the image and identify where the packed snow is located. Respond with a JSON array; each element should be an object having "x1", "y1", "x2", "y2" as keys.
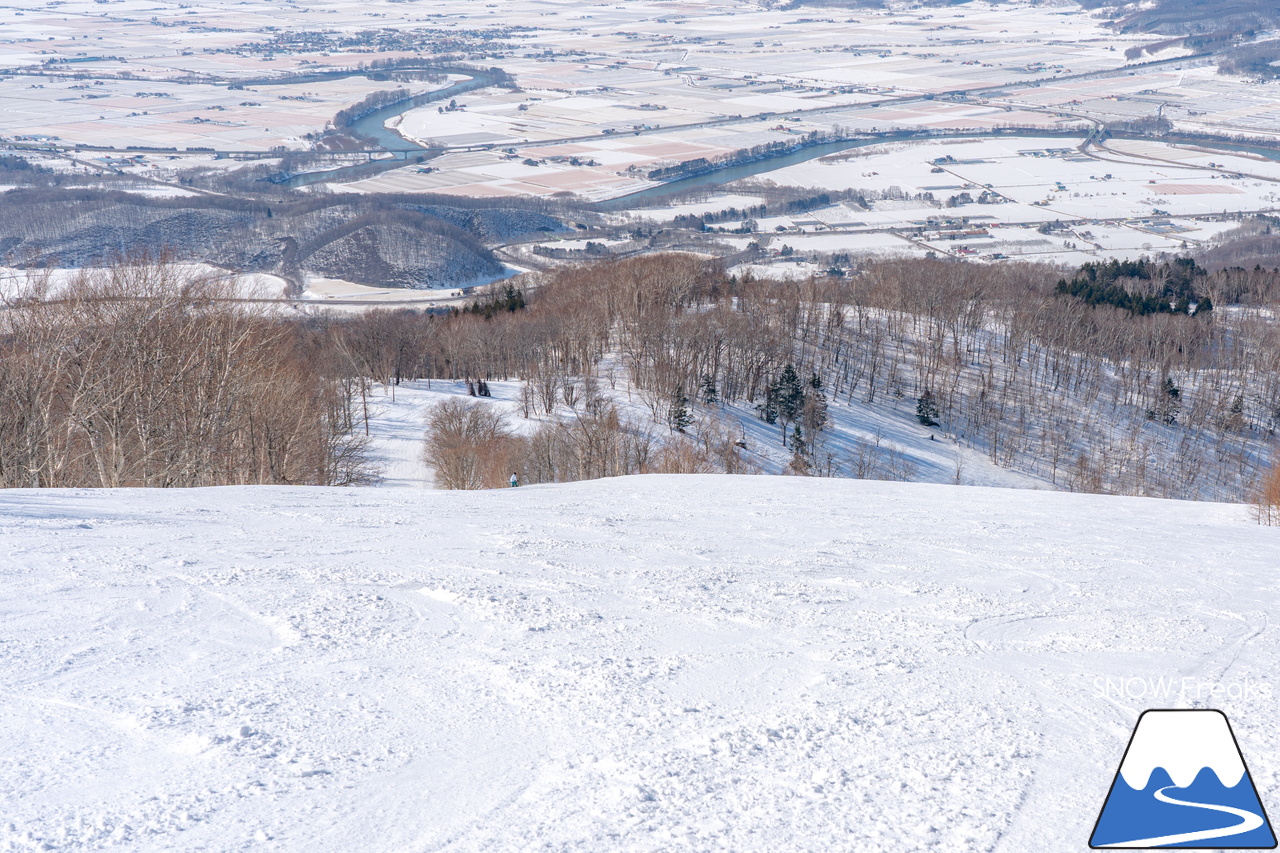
[{"x1": 3, "y1": 472, "x2": 1278, "y2": 851}]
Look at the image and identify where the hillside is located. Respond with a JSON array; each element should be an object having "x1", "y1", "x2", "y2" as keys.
[
  {"x1": 361, "y1": 377, "x2": 1047, "y2": 490},
  {"x1": 1091, "y1": 0, "x2": 1280, "y2": 34},
  {"x1": 3, "y1": 477, "x2": 1277, "y2": 851},
  {"x1": 0, "y1": 191, "x2": 552, "y2": 290}
]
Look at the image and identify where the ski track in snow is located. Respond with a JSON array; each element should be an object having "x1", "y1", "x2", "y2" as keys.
[{"x1": 2, "y1": 476, "x2": 1279, "y2": 851}]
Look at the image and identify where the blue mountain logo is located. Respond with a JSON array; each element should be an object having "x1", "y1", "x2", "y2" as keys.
[{"x1": 1091, "y1": 709, "x2": 1276, "y2": 849}]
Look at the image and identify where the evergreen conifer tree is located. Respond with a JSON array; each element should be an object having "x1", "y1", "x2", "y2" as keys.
[
  {"x1": 787, "y1": 425, "x2": 812, "y2": 475},
  {"x1": 916, "y1": 389, "x2": 939, "y2": 426},
  {"x1": 802, "y1": 372, "x2": 829, "y2": 454},
  {"x1": 1226, "y1": 394, "x2": 1246, "y2": 431},
  {"x1": 1148, "y1": 377, "x2": 1182, "y2": 425},
  {"x1": 788, "y1": 423, "x2": 805, "y2": 455},
  {"x1": 667, "y1": 388, "x2": 693, "y2": 433},
  {"x1": 774, "y1": 364, "x2": 805, "y2": 444},
  {"x1": 699, "y1": 374, "x2": 719, "y2": 405}
]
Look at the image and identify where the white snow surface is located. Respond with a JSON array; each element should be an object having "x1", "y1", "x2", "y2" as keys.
[
  {"x1": 3, "y1": 476, "x2": 1280, "y2": 851},
  {"x1": 1119, "y1": 710, "x2": 1246, "y2": 790}
]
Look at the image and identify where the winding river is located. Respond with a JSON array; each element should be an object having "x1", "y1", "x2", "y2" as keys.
[
  {"x1": 280, "y1": 67, "x2": 506, "y2": 187},
  {"x1": 267, "y1": 63, "x2": 1280, "y2": 205},
  {"x1": 594, "y1": 129, "x2": 1092, "y2": 210},
  {"x1": 599, "y1": 130, "x2": 1280, "y2": 210}
]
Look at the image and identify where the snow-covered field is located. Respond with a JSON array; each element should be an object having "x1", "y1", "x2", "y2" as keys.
[
  {"x1": 3, "y1": 473, "x2": 1278, "y2": 851},
  {"x1": 577, "y1": 134, "x2": 1280, "y2": 270}
]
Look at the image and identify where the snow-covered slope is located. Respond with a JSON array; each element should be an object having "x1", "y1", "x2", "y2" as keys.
[
  {"x1": 362, "y1": 377, "x2": 1049, "y2": 490},
  {"x1": 2, "y1": 477, "x2": 1278, "y2": 851}
]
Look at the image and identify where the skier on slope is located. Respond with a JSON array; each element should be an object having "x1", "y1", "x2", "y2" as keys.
[{"x1": 510, "y1": 472, "x2": 519, "y2": 488}]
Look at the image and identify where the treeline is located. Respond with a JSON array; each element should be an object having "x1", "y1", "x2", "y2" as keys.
[
  {"x1": 1055, "y1": 257, "x2": 1213, "y2": 315},
  {"x1": 1124, "y1": 31, "x2": 1235, "y2": 60},
  {"x1": 670, "y1": 190, "x2": 866, "y2": 231},
  {"x1": 332, "y1": 88, "x2": 413, "y2": 129},
  {"x1": 0, "y1": 152, "x2": 120, "y2": 189},
  {"x1": 0, "y1": 155, "x2": 46, "y2": 176},
  {"x1": 532, "y1": 241, "x2": 615, "y2": 259},
  {"x1": 0, "y1": 261, "x2": 368, "y2": 488},
  {"x1": 1218, "y1": 40, "x2": 1280, "y2": 80},
  {"x1": 8, "y1": 251, "x2": 1280, "y2": 502},
  {"x1": 234, "y1": 58, "x2": 476, "y2": 88},
  {"x1": 422, "y1": 396, "x2": 752, "y2": 490},
  {"x1": 647, "y1": 132, "x2": 837, "y2": 182},
  {"x1": 334, "y1": 253, "x2": 1280, "y2": 501},
  {"x1": 1086, "y1": 0, "x2": 1280, "y2": 35}
]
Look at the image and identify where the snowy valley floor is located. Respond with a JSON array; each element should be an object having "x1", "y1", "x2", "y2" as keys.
[{"x1": 3, "y1": 477, "x2": 1279, "y2": 851}]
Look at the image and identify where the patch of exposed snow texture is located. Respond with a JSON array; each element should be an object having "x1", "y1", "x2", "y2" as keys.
[{"x1": 1, "y1": 477, "x2": 1277, "y2": 851}]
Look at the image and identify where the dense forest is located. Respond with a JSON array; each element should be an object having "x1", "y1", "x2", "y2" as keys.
[{"x1": 1054, "y1": 258, "x2": 1212, "y2": 316}]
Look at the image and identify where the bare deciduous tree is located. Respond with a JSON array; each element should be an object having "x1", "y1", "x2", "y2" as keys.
[
  {"x1": 422, "y1": 398, "x2": 521, "y2": 490},
  {"x1": 0, "y1": 255, "x2": 369, "y2": 488}
]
